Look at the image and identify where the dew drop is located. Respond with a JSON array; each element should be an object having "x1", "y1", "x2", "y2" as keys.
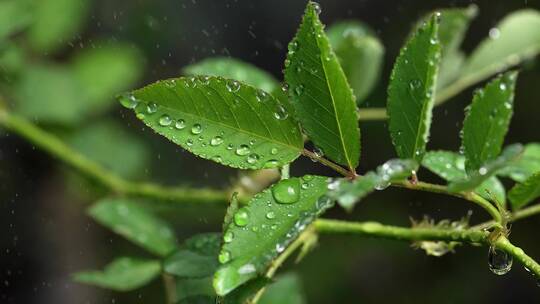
[
  {"x1": 165, "y1": 79, "x2": 176, "y2": 88},
  {"x1": 294, "y1": 85, "x2": 304, "y2": 96},
  {"x1": 226, "y1": 80, "x2": 241, "y2": 93},
  {"x1": 158, "y1": 114, "x2": 172, "y2": 126},
  {"x1": 191, "y1": 124, "x2": 203, "y2": 135},
  {"x1": 289, "y1": 41, "x2": 299, "y2": 52},
  {"x1": 223, "y1": 231, "x2": 234, "y2": 243},
  {"x1": 136, "y1": 113, "x2": 145, "y2": 120},
  {"x1": 119, "y1": 94, "x2": 139, "y2": 109},
  {"x1": 312, "y1": 2, "x2": 322, "y2": 15},
  {"x1": 247, "y1": 153, "x2": 259, "y2": 164},
  {"x1": 274, "y1": 105, "x2": 288, "y2": 120},
  {"x1": 147, "y1": 103, "x2": 158, "y2": 114},
  {"x1": 478, "y1": 167, "x2": 488, "y2": 175},
  {"x1": 266, "y1": 211, "x2": 276, "y2": 219},
  {"x1": 218, "y1": 250, "x2": 231, "y2": 264},
  {"x1": 489, "y1": 27, "x2": 501, "y2": 40},
  {"x1": 272, "y1": 179, "x2": 301, "y2": 204},
  {"x1": 270, "y1": 148, "x2": 278, "y2": 155},
  {"x1": 409, "y1": 79, "x2": 422, "y2": 91},
  {"x1": 175, "y1": 119, "x2": 186, "y2": 130},
  {"x1": 263, "y1": 159, "x2": 279, "y2": 168},
  {"x1": 499, "y1": 83, "x2": 507, "y2": 91},
  {"x1": 429, "y1": 38, "x2": 438, "y2": 45},
  {"x1": 210, "y1": 136, "x2": 223, "y2": 146},
  {"x1": 236, "y1": 145, "x2": 250, "y2": 156},
  {"x1": 234, "y1": 208, "x2": 249, "y2": 227},
  {"x1": 186, "y1": 139, "x2": 193, "y2": 146},
  {"x1": 488, "y1": 248, "x2": 513, "y2": 275},
  {"x1": 256, "y1": 90, "x2": 269, "y2": 102}
]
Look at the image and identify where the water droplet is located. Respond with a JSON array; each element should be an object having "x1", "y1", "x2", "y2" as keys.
[
  {"x1": 499, "y1": 83, "x2": 507, "y2": 91},
  {"x1": 191, "y1": 124, "x2": 203, "y2": 135},
  {"x1": 312, "y1": 2, "x2": 322, "y2": 15},
  {"x1": 488, "y1": 247, "x2": 513, "y2": 275},
  {"x1": 136, "y1": 113, "x2": 145, "y2": 119},
  {"x1": 274, "y1": 105, "x2": 288, "y2": 120},
  {"x1": 200, "y1": 76, "x2": 210, "y2": 85},
  {"x1": 165, "y1": 79, "x2": 176, "y2": 88},
  {"x1": 159, "y1": 114, "x2": 172, "y2": 126},
  {"x1": 489, "y1": 27, "x2": 501, "y2": 40},
  {"x1": 479, "y1": 167, "x2": 488, "y2": 175},
  {"x1": 186, "y1": 139, "x2": 193, "y2": 146},
  {"x1": 284, "y1": 59, "x2": 291, "y2": 67},
  {"x1": 266, "y1": 211, "x2": 276, "y2": 219},
  {"x1": 226, "y1": 80, "x2": 241, "y2": 93},
  {"x1": 210, "y1": 136, "x2": 223, "y2": 146},
  {"x1": 247, "y1": 154, "x2": 259, "y2": 164},
  {"x1": 374, "y1": 180, "x2": 390, "y2": 191},
  {"x1": 234, "y1": 208, "x2": 249, "y2": 227},
  {"x1": 281, "y1": 83, "x2": 289, "y2": 93},
  {"x1": 147, "y1": 103, "x2": 158, "y2": 114},
  {"x1": 276, "y1": 243, "x2": 286, "y2": 253},
  {"x1": 429, "y1": 38, "x2": 438, "y2": 45},
  {"x1": 255, "y1": 90, "x2": 269, "y2": 102},
  {"x1": 272, "y1": 179, "x2": 301, "y2": 204},
  {"x1": 236, "y1": 145, "x2": 250, "y2": 156},
  {"x1": 218, "y1": 250, "x2": 231, "y2": 263},
  {"x1": 301, "y1": 182, "x2": 309, "y2": 190},
  {"x1": 409, "y1": 79, "x2": 422, "y2": 91},
  {"x1": 263, "y1": 159, "x2": 279, "y2": 168},
  {"x1": 270, "y1": 148, "x2": 278, "y2": 155},
  {"x1": 175, "y1": 119, "x2": 186, "y2": 130},
  {"x1": 289, "y1": 41, "x2": 299, "y2": 53},
  {"x1": 119, "y1": 94, "x2": 139, "y2": 109},
  {"x1": 223, "y1": 231, "x2": 234, "y2": 243},
  {"x1": 294, "y1": 85, "x2": 304, "y2": 96}
]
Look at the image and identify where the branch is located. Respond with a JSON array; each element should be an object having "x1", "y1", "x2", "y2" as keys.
[
  {"x1": 314, "y1": 219, "x2": 540, "y2": 278},
  {"x1": 0, "y1": 108, "x2": 229, "y2": 205}
]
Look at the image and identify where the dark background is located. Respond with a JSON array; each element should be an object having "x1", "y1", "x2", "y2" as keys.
[{"x1": 1, "y1": 0, "x2": 540, "y2": 303}]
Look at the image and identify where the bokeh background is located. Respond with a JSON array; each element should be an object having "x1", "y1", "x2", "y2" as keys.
[{"x1": 1, "y1": 0, "x2": 539, "y2": 303}]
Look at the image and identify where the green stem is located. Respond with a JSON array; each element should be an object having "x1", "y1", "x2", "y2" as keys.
[
  {"x1": 0, "y1": 108, "x2": 229, "y2": 204},
  {"x1": 162, "y1": 273, "x2": 178, "y2": 304},
  {"x1": 301, "y1": 149, "x2": 353, "y2": 178},
  {"x1": 314, "y1": 219, "x2": 540, "y2": 278}
]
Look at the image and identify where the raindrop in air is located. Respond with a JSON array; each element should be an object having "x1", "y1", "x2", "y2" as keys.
[
  {"x1": 234, "y1": 208, "x2": 250, "y2": 227},
  {"x1": 272, "y1": 179, "x2": 301, "y2": 204},
  {"x1": 488, "y1": 247, "x2": 513, "y2": 275},
  {"x1": 159, "y1": 114, "x2": 172, "y2": 126},
  {"x1": 191, "y1": 124, "x2": 203, "y2": 134}
]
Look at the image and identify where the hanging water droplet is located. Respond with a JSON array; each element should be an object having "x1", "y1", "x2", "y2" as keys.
[
  {"x1": 489, "y1": 27, "x2": 501, "y2": 40},
  {"x1": 159, "y1": 114, "x2": 172, "y2": 126},
  {"x1": 374, "y1": 180, "x2": 390, "y2": 191},
  {"x1": 236, "y1": 145, "x2": 250, "y2": 156},
  {"x1": 272, "y1": 179, "x2": 301, "y2": 204},
  {"x1": 175, "y1": 119, "x2": 186, "y2": 130},
  {"x1": 274, "y1": 105, "x2": 288, "y2": 120},
  {"x1": 314, "y1": 147, "x2": 324, "y2": 158},
  {"x1": 226, "y1": 80, "x2": 241, "y2": 93},
  {"x1": 147, "y1": 103, "x2": 158, "y2": 114},
  {"x1": 119, "y1": 94, "x2": 139, "y2": 109},
  {"x1": 234, "y1": 208, "x2": 249, "y2": 227},
  {"x1": 266, "y1": 211, "x2": 276, "y2": 219},
  {"x1": 488, "y1": 247, "x2": 513, "y2": 275},
  {"x1": 247, "y1": 153, "x2": 259, "y2": 164},
  {"x1": 191, "y1": 124, "x2": 203, "y2": 134},
  {"x1": 223, "y1": 231, "x2": 234, "y2": 243},
  {"x1": 218, "y1": 250, "x2": 231, "y2": 264},
  {"x1": 210, "y1": 136, "x2": 223, "y2": 146}
]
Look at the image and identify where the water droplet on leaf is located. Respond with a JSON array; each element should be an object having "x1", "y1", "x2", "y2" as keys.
[
  {"x1": 191, "y1": 124, "x2": 203, "y2": 134},
  {"x1": 218, "y1": 250, "x2": 231, "y2": 263},
  {"x1": 147, "y1": 103, "x2": 158, "y2": 114},
  {"x1": 247, "y1": 154, "x2": 259, "y2": 164},
  {"x1": 175, "y1": 119, "x2": 186, "y2": 130},
  {"x1": 234, "y1": 208, "x2": 249, "y2": 227},
  {"x1": 223, "y1": 231, "x2": 234, "y2": 243},
  {"x1": 236, "y1": 145, "x2": 250, "y2": 156},
  {"x1": 159, "y1": 114, "x2": 172, "y2": 126},
  {"x1": 272, "y1": 179, "x2": 301, "y2": 204},
  {"x1": 266, "y1": 211, "x2": 276, "y2": 219},
  {"x1": 210, "y1": 136, "x2": 223, "y2": 146}
]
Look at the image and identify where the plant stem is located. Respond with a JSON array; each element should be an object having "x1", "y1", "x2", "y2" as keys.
[
  {"x1": 162, "y1": 273, "x2": 178, "y2": 304},
  {"x1": 0, "y1": 108, "x2": 229, "y2": 204},
  {"x1": 301, "y1": 149, "x2": 353, "y2": 178},
  {"x1": 314, "y1": 219, "x2": 540, "y2": 278}
]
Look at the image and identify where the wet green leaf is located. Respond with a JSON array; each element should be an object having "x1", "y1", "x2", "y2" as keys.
[
  {"x1": 448, "y1": 144, "x2": 523, "y2": 192},
  {"x1": 328, "y1": 159, "x2": 417, "y2": 211},
  {"x1": 183, "y1": 57, "x2": 279, "y2": 93},
  {"x1": 387, "y1": 14, "x2": 441, "y2": 162},
  {"x1": 0, "y1": 0, "x2": 32, "y2": 41},
  {"x1": 28, "y1": 0, "x2": 89, "y2": 52},
  {"x1": 422, "y1": 151, "x2": 506, "y2": 206},
  {"x1": 73, "y1": 257, "x2": 160, "y2": 291},
  {"x1": 72, "y1": 44, "x2": 144, "y2": 112},
  {"x1": 68, "y1": 120, "x2": 149, "y2": 179},
  {"x1": 327, "y1": 21, "x2": 384, "y2": 104},
  {"x1": 164, "y1": 234, "x2": 220, "y2": 279},
  {"x1": 509, "y1": 172, "x2": 540, "y2": 210},
  {"x1": 462, "y1": 71, "x2": 517, "y2": 173},
  {"x1": 284, "y1": 2, "x2": 360, "y2": 170},
  {"x1": 461, "y1": 10, "x2": 540, "y2": 87},
  {"x1": 213, "y1": 175, "x2": 331, "y2": 296},
  {"x1": 259, "y1": 273, "x2": 306, "y2": 304},
  {"x1": 88, "y1": 198, "x2": 177, "y2": 257},
  {"x1": 119, "y1": 76, "x2": 303, "y2": 170},
  {"x1": 497, "y1": 143, "x2": 540, "y2": 182}
]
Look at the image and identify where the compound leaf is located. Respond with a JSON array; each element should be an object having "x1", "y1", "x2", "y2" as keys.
[
  {"x1": 284, "y1": 2, "x2": 360, "y2": 170},
  {"x1": 387, "y1": 14, "x2": 441, "y2": 162},
  {"x1": 213, "y1": 175, "x2": 331, "y2": 296},
  {"x1": 119, "y1": 76, "x2": 303, "y2": 170}
]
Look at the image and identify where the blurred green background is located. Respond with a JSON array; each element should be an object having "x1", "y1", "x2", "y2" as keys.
[{"x1": 0, "y1": 0, "x2": 539, "y2": 303}]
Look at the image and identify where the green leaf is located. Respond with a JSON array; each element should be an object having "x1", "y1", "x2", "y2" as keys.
[
  {"x1": 213, "y1": 175, "x2": 331, "y2": 296},
  {"x1": 462, "y1": 71, "x2": 517, "y2": 173},
  {"x1": 259, "y1": 273, "x2": 306, "y2": 304},
  {"x1": 461, "y1": 10, "x2": 540, "y2": 87},
  {"x1": 27, "y1": 0, "x2": 89, "y2": 52},
  {"x1": 435, "y1": 5, "x2": 477, "y2": 88},
  {"x1": 497, "y1": 143, "x2": 540, "y2": 182},
  {"x1": 68, "y1": 120, "x2": 149, "y2": 179},
  {"x1": 284, "y1": 2, "x2": 360, "y2": 170},
  {"x1": 119, "y1": 76, "x2": 303, "y2": 170},
  {"x1": 164, "y1": 234, "x2": 221, "y2": 279},
  {"x1": 176, "y1": 277, "x2": 216, "y2": 302},
  {"x1": 326, "y1": 21, "x2": 384, "y2": 104},
  {"x1": 13, "y1": 64, "x2": 88, "y2": 125},
  {"x1": 88, "y1": 198, "x2": 177, "y2": 257},
  {"x1": 221, "y1": 277, "x2": 271, "y2": 304},
  {"x1": 509, "y1": 172, "x2": 540, "y2": 210},
  {"x1": 183, "y1": 57, "x2": 279, "y2": 93},
  {"x1": 448, "y1": 144, "x2": 523, "y2": 193},
  {"x1": 73, "y1": 257, "x2": 161, "y2": 291},
  {"x1": 328, "y1": 159, "x2": 417, "y2": 211},
  {"x1": 387, "y1": 14, "x2": 441, "y2": 162},
  {"x1": 72, "y1": 44, "x2": 144, "y2": 112},
  {"x1": 223, "y1": 193, "x2": 240, "y2": 231},
  {"x1": 422, "y1": 151, "x2": 506, "y2": 206},
  {"x1": 0, "y1": 0, "x2": 32, "y2": 41}
]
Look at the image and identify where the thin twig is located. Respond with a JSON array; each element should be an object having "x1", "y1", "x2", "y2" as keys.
[{"x1": 301, "y1": 148, "x2": 354, "y2": 178}]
